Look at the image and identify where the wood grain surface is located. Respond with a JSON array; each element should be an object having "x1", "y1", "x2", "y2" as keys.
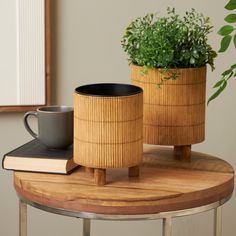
[{"x1": 14, "y1": 147, "x2": 234, "y2": 215}]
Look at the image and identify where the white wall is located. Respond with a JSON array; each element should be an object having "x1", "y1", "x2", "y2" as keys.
[{"x1": 0, "y1": 0, "x2": 235, "y2": 235}]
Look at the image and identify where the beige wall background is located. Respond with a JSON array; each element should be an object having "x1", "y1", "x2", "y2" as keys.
[{"x1": 0, "y1": 0, "x2": 235, "y2": 235}]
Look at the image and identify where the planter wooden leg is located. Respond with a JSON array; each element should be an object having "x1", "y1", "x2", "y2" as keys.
[
  {"x1": 129, "y1": 165, "x2": 140, "y2": 177},
  {"x1": 94, "y1": 168, "x2": 106, "y2": 186},
  {"x1": 85, "y1": 167, "x2": 94, "y2": 174},
  {"x1": 174, "y1": 145, "x2": 191, "y2": 162}
]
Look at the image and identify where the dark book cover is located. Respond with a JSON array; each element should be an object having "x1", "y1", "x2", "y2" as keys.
[{"x1": 2, "y1": 139, "x2": 77, "y2": 174}]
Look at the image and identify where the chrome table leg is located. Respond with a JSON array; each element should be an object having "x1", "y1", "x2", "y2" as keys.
[
  {"x1": 83, "y1": 219, "x2": 91, "y2": 236},
  {"x1": 214, "y1": 206, "x2": 222, "y2": 236},
  {"x1": 19, "y1": 200, "x2": 27, "y2": 236},
  {"x1": 162, "y1": 217, "x2": 172, "y2": 236}
]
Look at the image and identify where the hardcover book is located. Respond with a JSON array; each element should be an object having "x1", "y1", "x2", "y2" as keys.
[{"x1": 2, "y1": 139, "x2": 78, "y2": 174}]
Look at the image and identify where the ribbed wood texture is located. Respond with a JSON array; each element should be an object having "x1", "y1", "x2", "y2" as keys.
[
  {"x1": 0, "y1": 0, "x2": 52, "y2": 112},
  {"x1": 74, "y1": 92, "x2": 143, "y2": 168},
  {"x1": 16, "y1": 0, "x2": 45, "y2": 105},
  {"x1": 131, "y1": 65, "x2": 206, "y2": 145}
]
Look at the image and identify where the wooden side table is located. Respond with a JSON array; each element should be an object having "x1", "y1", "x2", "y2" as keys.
[{"x1": 14, "y1": 147, "x2": 234, "y2": 236}]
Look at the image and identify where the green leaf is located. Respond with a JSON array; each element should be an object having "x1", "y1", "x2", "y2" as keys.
[
  {"x1": 213, "y1": 80, "x2": 225, "y2": 88},
  {"x1": 140, "y1": 66, "x2": 149, "y2": 76},
  {"x1": 219, "y1": 35, "x2": 232, "y2": 52},
  {"x1": 226, "y1": 71, "x2": 234, "y2": 80},
  {"x1": 218, "y1": 25, "x2": 234, "y2": 36},
  {"x1": 190, "y1": 57, "x2": 195, "y2": 64},
  {"x1": 225, "y1": 14, "x2": 236, "y2": 23},
  {"x1": 234, "y1": 34, "x2": 236, "y2": 49},
  {"x1": 221, "y1": 68, "x2": 232, "y2": 76},
  {"x1": 207, "y1": 80, "x2": 227, "y2": 105},
  {"x1": 231, "y1": 63, "x2": 236, "y2": 69},
  {"x1": 225, "y1": 0, "x2": 236, "y2": 10},
  {"x1": 121, "y1": 8, "x2": 216, "y2": 72},
  {"x1": 192, "y1": 50, "x2": 199, "y2": 58}
]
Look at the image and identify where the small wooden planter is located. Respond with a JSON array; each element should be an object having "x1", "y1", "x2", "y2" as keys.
[
  {"x1": 74, "y1": 83, "x2": 143, "y2": 186},
  {"x1": 131, "y1": 65, "x2": 207, "y2": 161}
]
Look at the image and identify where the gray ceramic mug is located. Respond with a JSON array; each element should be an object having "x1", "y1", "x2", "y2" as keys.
[{"x1": 24, "y1": 106, "x2": 74, "y2": 149}]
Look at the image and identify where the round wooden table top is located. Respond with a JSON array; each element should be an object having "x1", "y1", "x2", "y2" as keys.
[{"x1": 14, "y1": 147, "x2": 234, "y2": 215}]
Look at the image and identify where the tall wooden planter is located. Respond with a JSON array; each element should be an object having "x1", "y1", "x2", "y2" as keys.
[
  {"x1": 131, "y1": 65, "x2": 206, "y2": 160},
  {"x1": 74, "y1": 83, "x2": 143, "y2": 185}
]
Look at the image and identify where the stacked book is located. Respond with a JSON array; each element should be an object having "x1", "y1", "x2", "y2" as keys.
[{"x1": 2, "y1": 139, "x2": 78, "y2": 174}]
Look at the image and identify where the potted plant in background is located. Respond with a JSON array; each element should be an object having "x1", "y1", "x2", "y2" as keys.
[
  {"x1": 121, "y1": 8, "x2": 217, "y2": 160},
  {"x1": 208, "y1": 0, "x2": 236, "y2": 104}
]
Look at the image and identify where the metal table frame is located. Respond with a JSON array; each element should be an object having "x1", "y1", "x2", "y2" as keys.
[{"x1": 18, "y1": 194, "x2": 231, "y2": 236}]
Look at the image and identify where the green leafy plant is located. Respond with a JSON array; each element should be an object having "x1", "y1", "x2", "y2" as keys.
[
  {"x1": 121, "y1": 8, "x2": 217, "y2": 83},
  {"x1": 208, "y1": 0, "x2": 236, "y2": 104}
]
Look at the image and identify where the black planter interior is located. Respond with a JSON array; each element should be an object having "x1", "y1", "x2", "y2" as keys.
[{"x1": 75, "y1": 83, "x2": 142, "y2": 97}]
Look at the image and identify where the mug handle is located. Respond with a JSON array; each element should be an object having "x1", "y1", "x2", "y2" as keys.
[{"x1": 23, "y1": 111, "x2": 38, "y2": 139}]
